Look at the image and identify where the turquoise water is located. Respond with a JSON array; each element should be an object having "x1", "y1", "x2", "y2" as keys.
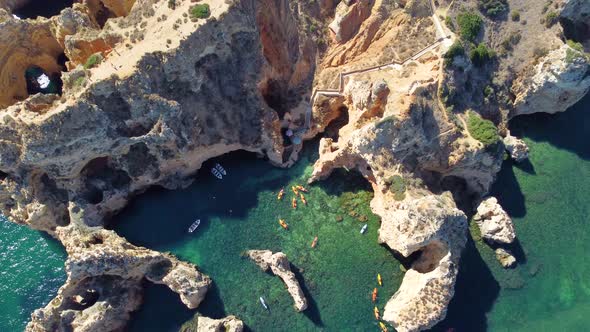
[
  {"x1": 435, "y1": 94, "x2": 590, "y2": 331},
  {"x1": 114, "y1": 145, "x2": 405, "y2": 331},
  {"x1": 0, "y1": 216, "x2": 67, "y2": 331}
]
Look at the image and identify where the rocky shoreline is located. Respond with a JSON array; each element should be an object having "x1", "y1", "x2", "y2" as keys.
[{"x1": 0, "y1": 0, "x2": 588, "y2": 331}]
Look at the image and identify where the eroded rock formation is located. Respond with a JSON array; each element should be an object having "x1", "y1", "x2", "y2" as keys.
[
  {"x1": 246, "y1": 250, "x2": 308, "y2": 312},
  {"x1": 503, "y1": 132, "x2": 529, "y2": 163},
  {"x1": 473, "y1": 197, "x2": 516, "y2": 245},
  {"x1": 512, "y1": 44, "x2": 590, "y2": 117},
  {"x1": 180, "y1": 314, "x2": 244, "y2": 332}
]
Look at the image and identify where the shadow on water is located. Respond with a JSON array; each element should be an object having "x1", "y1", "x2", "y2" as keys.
[
  {"x1": 489, "y1": 160, "x2": 527, "y2": 218},
  {"x1": 429, "y1": 236, "x2": 501, "y2": 332},
  {"x1": 291, "y1": 262, "x2": 324, "y2": 327},
  {"x1": 513, "y1": 158, "x2": 536, "y2": 175},
  {"x1": 127, "y1": 282, "x2": 194, "y2": 332},
  {"x1": 316, "y1": 168, "x2": 373, "y2": 197},
  {"x1": 509, "y1": 93, "x2": 590, "y2": 161},
  {"x1": 196, "y1": 282, "x2": 227, "y2": 319}
]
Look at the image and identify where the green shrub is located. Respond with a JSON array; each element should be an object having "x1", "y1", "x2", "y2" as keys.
[
  {"x1": 168, "y1": 0, "x2": 176, "y2": 9},
  {"x1": 567, "y1": 39, "x2": 584, "y2": 52},
  {"x1": 478, "y1": 0, "x2": 508, "y2": 17},
  {"x1": 470, "y1": 43, "x2": 495, "y2": 66},
  {"x1": 457, "y1": 12, "x2": 483, "y2": 42},
  {"x1": 73, "y1": 77, "x2": 86, "y2": 88},
  {"x1": 84, "y1": 53, "x2": 102, "y2": 69},
  {"x1": 544, "y1": 11, "x2": 558, "y2": 28},
  {"x1": 483, "y1": 85, "x2": 494, "y2": 98},
  {"x1": 386, "y1": 175, "x2": 406, "y2": 201},
  {"x1": 443, "y1": 40, "x2": 465, "y2": 66},
  {"x1": 467, "y1": 112, "x2": 499, "y2": 146},
  {"x1": 190, "y1": 4, "x2": 210, "y2": 20},
  {"x1": 511, "y1": 10, "x2": 520, "y2": 21}
]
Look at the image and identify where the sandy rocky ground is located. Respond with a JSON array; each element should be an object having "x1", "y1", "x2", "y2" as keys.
[{"x1": 0, "y1": 0, "x2": 588, "y2": 331}]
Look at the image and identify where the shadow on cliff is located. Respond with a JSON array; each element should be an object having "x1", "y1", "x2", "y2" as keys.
[
  {"x1": 428, "y1": 236, "x2": 501, "y2": 332},
  {"x1": 509, "y1": 93, "x2": 590, "y2": 161}
]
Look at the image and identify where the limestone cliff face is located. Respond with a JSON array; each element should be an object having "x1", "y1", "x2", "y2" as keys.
[
  {"x1": 0, "y1": 0, "x2": 320, "y2": 330},
  {"x1": 511, "y1": 44, "x2": 590, "y2": 117}
]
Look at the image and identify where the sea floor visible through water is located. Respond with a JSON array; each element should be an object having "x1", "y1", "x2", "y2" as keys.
[
  {"x1": 0, "y1": 96, "x2": 589, "y2": 331},
  {"x1": 113, "y1": 143, "x2": 405, "y2": 331}
]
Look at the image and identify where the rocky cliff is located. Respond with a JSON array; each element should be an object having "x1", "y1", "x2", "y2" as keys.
[{"x1": 0, "y1": 0, "x2": 588, "y2": 331}]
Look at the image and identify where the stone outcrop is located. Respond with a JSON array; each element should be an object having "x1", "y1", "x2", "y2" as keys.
[
  {"x1": 328, "y1": 0, "x2": 374, "y2": 43},
  {"x1": 246, "y1": 250, "x2": 307, "y2": 312},
  {"x1": 0, "y1": 0, "x2": 323, "y2": 330},
  {"x1": 25, "y1": 203, "x2": 211, "y2": 332},
  {"x1": 180, "y1": 315, "x2": 244, "y2": 332},
  {"x1": 560, "y1": 0, "x2": 590, "y2": 42},
  {"x1": 473, "y1": 197, "x2": 516, "y2": 244},
  {"x1": 511, "y1": 44, "x2": 590, "y2": 117},
  {"x1": 503, "y1": 132, "x2": 529, "y2": 162},
  {"x1": 495, "y1": 248, "x2": 516, "y2": 269}
]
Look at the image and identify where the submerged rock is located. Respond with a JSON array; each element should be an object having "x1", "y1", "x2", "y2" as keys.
[
  {"x1": 473, "y1": 197, "x2": 516, "y2": 244},
  {"x1": 246, "y1": 250, "x2": 308, "y2": 312},
  {"x1": 495, "y1": 248, "x2": 517, "y2": 268}
]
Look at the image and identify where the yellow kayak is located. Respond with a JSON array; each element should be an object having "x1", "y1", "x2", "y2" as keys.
[{"x1": 377, "y1": 273, "x2": 383, "y2": 286}]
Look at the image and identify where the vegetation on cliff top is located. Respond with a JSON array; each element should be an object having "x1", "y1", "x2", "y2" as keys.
[
  {"x1": 190, "y1": 4, "x2": 210, "y2": 20},
  {"x1": 467, "y1": 111, "x2": 499, "y2": 146},
  {"x1": 385, "y1": 175, "x2": 407, "y2": 201},
  {"x1": 478, "y1": 0, "x2": 508, "y2": 17},
  {"x1": 84, "y1": 53, "x2": 102, "y2": 69},
  {"x1": 444, "y1": 41, "x2": 465, "y2": 66},
  {"x1": 457, "y1": 12, "x2": 483, "y2": 42},
  {"x1": 470, "y1": 43, "x2": 495, "y2": 66}
]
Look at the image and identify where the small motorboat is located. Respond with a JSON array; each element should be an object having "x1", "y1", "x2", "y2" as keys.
[
  {"x1": 377, "y1": 273, "x2": 383, "y2": 286},
  {"x1": 372, "y1": 287, "x2": 378, "y2": 303},
  {"x1": 277, "y1": 188, "x2": 285, "y2": 200},
  {"x1": 211, "y1": 167, "x2": 223, "y2": 179},
  {"x1": 259, "y1": 296, "x2": 269, "y2": 310},
  {"x1": 296, "y1": 185, "x2": 308, "y2": 193},
  {"x1": 215, "y1": 163, "x2": 227, "y2": 176},
  {"x1": 279, "y1": 219, "x2": 288, "y2": 230},
  {"x1": 379, "y1": 321, "x2": 389, "y2": 332},
  {"x1": 311, "y1": 236, "x2": 318, "y2": 248},
  {"x1": 292, "y1": 197, "x2": 297, "y2": 209},
  {"x1": 300, "y1": 193, "x2": 307, "y2": 205},
  {"x1": 360, "y1": 224, "x2": 368, "y2": 234},
  {"x1": 188, "y1": 219, "x2": 201, "y2": 233},
  {"x1": 374, "y1": 306, "x2": 380, "y2": 320}
]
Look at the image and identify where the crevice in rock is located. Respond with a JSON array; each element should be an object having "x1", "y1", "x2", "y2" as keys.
[
  {"x1": 86, "y1": 0, "x2": 138, "y2": 28},
  {"x1": 0, "y1": 171, "x2": 7, "y2": 180},
  {"x1": 322, "y1": 105, "x2": 349, "y2": 142},
  {"x1": 560, "y1": 17, "x2": 590, "y2": 43},
  {"x1": 412, "y1": 241, "x2": 448, "y2": 274}
]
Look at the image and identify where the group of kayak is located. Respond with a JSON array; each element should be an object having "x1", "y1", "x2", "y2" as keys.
[
  {"x1": 277, "y1": 184, "x2": 309, "y2": 209},
  {"x1": 372, "y1": 273, "x2": 388, "y2": 332}
]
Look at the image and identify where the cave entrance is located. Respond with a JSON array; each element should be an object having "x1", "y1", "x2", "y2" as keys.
[
  {"x1": 323, "y1": 106, "x2": 349, "y2": 142},
  {"x1": 24, "y1": 66, "x2": 63, "y2": 97},
  {"x1": 12, "y1": 0, "x2": 74, "y2": 19}
]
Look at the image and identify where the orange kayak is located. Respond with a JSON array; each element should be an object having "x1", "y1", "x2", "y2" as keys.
[
  {"x1": 292, "y1": 197, "x2": 297, "y2": 209},
  {"x1": 277, "y1": 188, "x2": 284, "y2": 200},
  {"x1": 311, "y1": 236, "x2": 318, "y2": 248},
  {"x1": 279, "y1": 219, "x2": 288, "y2": 230},
  {"x1": 372, "y1": 288, "x2": 378, "y2": 303},
  {"x1": 377, "y1": 273, "x2": 383, "y2": 286},
  {"x1": 379, "y1": 321, "x2": 388, "y2": 332},
  {"x1": 296, "y1": 185, "x2": 308, "y2": 193},
  {"x1": 300, "y1": 193, "x2": 307, "y2": 205},
  {"x1": 374, "y1": 306, "x2": 380, "y2": 320},
  {"x1": 291, "y1": 186, "x2": 299, "y2": 195}
]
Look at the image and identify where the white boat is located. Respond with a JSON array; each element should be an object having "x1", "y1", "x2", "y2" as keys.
[
  {"x1": 360, "y1": 224, "x2": 368, "y2": 234},
  {"x1": 215, "y1": 163, "x2": 227, "y2": 176},
  {"x1": 188, "y1": 219, "x2": 201, "y2": 233},
  {"x1": 259, "y1": 296, "x2": 269, "y2": 310},
  {"x1": 211, "y1": 167, "x2": 223, "y2": 179}
]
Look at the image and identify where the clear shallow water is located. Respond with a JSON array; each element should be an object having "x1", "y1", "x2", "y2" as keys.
[
  {"x1": 114, "y1": 145, "x2": 405, "y2": 331},
  {"x1": 436, "y1": 94, "x2": 590, "y2": 331},
  {"x1": 0, "y1": 216, "x2": 66, "y2": 331}
]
